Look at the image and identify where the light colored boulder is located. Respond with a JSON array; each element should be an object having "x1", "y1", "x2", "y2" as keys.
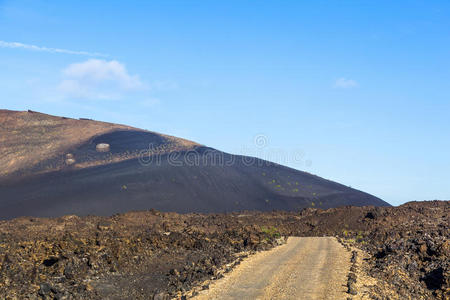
[
  {"x1": 65, "y1": 158, "x2": 76, "y2": 165},
  {"x1": 96, "y1": 143, "x2": 110, "y2": 152}
]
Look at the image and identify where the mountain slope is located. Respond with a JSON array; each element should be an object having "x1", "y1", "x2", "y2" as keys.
[
  {"x1": 0, "y1": 110, "x2": 389, "y2": 219},
  {"x1": 0, "y1": 109, "x2": 198, "y2": 177}
]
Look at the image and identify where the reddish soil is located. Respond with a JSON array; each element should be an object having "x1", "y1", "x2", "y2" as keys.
[{"x1": 0, "y1": 109, "x2": 198, "y2": 178}]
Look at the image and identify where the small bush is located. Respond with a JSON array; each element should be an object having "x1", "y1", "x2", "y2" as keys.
[{"x1": 261, "y1": 226, "x2": 281, "y2": 239}]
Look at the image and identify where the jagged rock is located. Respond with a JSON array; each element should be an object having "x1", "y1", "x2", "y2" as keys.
[
  {"x1": 153, "y1": 292, "x2": 169, "y2": 300},
  {"x1": 0, "y1": 201, "x2": 447, "y2": 299},
  {"x1": 38, "y1": 283, "x2": 54, "y2": 296},
  {"x1": 347, "y1": 281, "x2": 357, "y2": 295}
]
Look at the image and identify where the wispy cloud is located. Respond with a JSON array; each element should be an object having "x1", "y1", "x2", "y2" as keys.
[
  {"x1": 58, "y1": 59, "x2": 145, "y2": 99},
  {"x1": 0, "y1": 40, "x2": 108, "y2": 57},
  {"x1": 333, "y1": 78, "x2": 358, "y2": 89}
]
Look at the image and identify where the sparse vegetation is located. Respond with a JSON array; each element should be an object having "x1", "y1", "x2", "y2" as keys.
[
  {"x1": 0, "y1": 201, "x2": 447, "y2": 299},
  {"x1": 261, "y1": 226, "x2": 281, "y2": 240}
]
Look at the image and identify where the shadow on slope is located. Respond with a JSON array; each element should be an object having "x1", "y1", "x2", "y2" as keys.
[{"x1": 0, "y1": 147, "x2": 389, "y2": 219}]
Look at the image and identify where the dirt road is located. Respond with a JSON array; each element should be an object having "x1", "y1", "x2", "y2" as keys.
[{"x1": 194, "y1": 237, "x2": 351, "y2": 300}]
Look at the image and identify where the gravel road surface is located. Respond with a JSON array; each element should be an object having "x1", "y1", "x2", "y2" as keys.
[{"x1": 194, "y1": 237, "x2": 351, "y2": 300}]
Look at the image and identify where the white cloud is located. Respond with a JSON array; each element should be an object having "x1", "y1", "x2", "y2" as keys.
[
  {"x1": 58, "y1": 59, "x2": 145, "y2": 99},
  {"x1": 0, "y1": 40, "x2": 107, "y2": 57},
  {"x1": 62, "y1": 59, "x2": 143, "y2": 89},
  {"x1": 333, "y1": 78, "x2": 358, "y2": 89}
]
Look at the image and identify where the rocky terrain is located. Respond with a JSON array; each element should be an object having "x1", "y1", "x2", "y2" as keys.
[
  {"x1": 0, "y1": 211, "x2": 284, "y2": 299},
  {"x1": 348, "y1": 201, "x2": 449, "y2": 300},
  {"x1": 0, "y1": 201, "x2": 447, "y2": 299}
]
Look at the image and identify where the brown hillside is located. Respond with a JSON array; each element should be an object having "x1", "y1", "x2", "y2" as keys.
[{"x1": 0, "y1": 110, "x2": 199, "y2": 178}]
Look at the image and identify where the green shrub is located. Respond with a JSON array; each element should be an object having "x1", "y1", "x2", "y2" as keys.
[{"x1": 261, "y1": 226, "x2": 281, "y2": 239}]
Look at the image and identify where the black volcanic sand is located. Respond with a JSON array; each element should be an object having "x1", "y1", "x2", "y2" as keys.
[
  {"x1": 1, "y1": 115, "x2": 388, "y2": 219},
  {"x1": 0, "y1": 142, "x2": 388, "y2": 219},
  {"x1": 0, "y1": 201, "x2": 448, "y2": 299},
  {"x1": 18, "y1": 130, "x2": 173, "y2": 177}
]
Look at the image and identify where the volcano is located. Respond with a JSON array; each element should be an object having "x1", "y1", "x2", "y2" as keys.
[{"x1": 0, "y1": 109, "x2": 389, "y2": 219}]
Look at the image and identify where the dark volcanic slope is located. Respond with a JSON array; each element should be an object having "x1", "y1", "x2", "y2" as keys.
[{"x1": 0, "y1": 110, "x2": 389, "y2": 219}]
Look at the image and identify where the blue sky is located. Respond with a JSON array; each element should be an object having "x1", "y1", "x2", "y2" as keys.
[{"x1": 1, "y1": 0, "x2": 449, "y2": 205}]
